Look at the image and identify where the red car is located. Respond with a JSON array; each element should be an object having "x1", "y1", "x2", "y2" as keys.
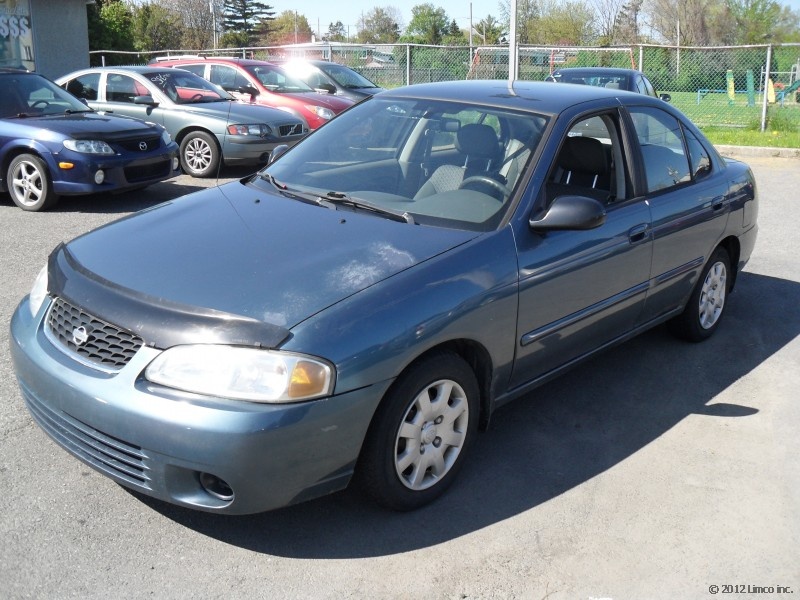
[{"x1": 153, "y1": 57, "x2": 354, "y2": 130}]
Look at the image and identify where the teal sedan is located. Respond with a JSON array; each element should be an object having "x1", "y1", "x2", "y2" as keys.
[{"x1": 10, "y1": 81, "x2": 757, "y2": 513}]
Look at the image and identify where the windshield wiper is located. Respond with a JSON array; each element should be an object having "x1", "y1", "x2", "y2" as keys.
[
  {"x1": 256, "y1": 175, "x2": 413, "y2": 224},
  {"x1": 324, "y1": 191, "x2": 414, "y2": 224}
]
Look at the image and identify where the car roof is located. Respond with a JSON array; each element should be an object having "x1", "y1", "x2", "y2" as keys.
[
  {"x1": 552, "y1": 67, "x2": 642, "y2": 76},
  {"x1": 379, "y1": 79, "x2": 654, "y2": 116},
  {"x1": 71, "y1": 66, "x2": 183, "y2": 76},
  {"x1": 155, "y1": 57, "x2": 278, "y2": 68}
]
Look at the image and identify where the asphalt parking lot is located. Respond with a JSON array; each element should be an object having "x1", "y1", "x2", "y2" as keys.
[{"x1": 1, "y1": 155, "x2": 798, "y2": 599}]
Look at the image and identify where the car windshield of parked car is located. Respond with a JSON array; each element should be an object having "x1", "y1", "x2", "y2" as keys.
[
  {"x1": 263, "y1": 97, "x2": 547, "y2": 232},
  {"x1": 562, "y1": 74, "x2": 629, "y2": 90},
  {"x1": 243, "y1": 65, "x2": 314, "y2": 93},
  {"x1": 1, "y1": 73, "x2": 92, "y2": 118},
  {"x1": 318, "y1": 63, "x2": 380, "y2": 89},
  {"x1": 144, "y1": 70, "x2": 233, "y2": 104}
]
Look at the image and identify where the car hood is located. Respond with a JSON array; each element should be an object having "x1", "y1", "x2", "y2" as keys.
[
  {"x1": 275, "y1": 91, "x2": 353, "y2": 111},
  {"x1": 174, "y1": 100, "x2": 301, "y2": 124},
  {"x1": 54, "y1": 182, "x2": 476, "y2": 347},
  {"x1": 15, "y1": 111, "x2": 161, "y2": 137}
]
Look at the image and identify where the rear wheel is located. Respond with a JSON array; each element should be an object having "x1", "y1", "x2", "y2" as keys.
[
  {"x1": 669, "y1": 247, "x2": 730, "y2": 342},
  {"x1": 179, "y1": 131, "x2": 220, "y2": 177},
  {"x1": 8, "y1": 154, "x2": 59, "y2": 211},
  {"x1": 357, "y1": 352, "x2": 479, "y2": 511}
]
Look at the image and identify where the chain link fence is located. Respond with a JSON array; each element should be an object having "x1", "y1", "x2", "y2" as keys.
[{"x1": 93, "y1": 42, "x2": 800, "y2": 132}]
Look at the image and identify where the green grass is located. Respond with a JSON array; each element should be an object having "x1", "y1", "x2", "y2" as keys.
[{"x1": 667, "y1": 90, "x2": 800, "y2": 148}]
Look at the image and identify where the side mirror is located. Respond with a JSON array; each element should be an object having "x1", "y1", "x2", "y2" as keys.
[
  {"x1": 315, "y1": 83, "x2": 336, "y2": 94},
  {"x1": 530, "y1": 195, "x2": 606, "y2": 232},
  {"x1": 659, "y1": 92, "x2": 672, "y2": 102},
  {"x1": 238, "y1": 84, "x2": 259, "y2": 97},
  {"x1": 269, "y1": 144, "x2": 289, "y2": 164},
  {"x1": 133, "y1": 95, "x2": 158, "y2": 107}
]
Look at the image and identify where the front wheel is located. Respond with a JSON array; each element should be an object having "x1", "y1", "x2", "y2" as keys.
[
  {"x1": 7, "y1": 154, "x2": 59, "y2": 211},
  {"x1": 357, "y1": 352, "x2": 479, "y2": 511},
  {"x1": 179, "y1": 131, "x2": 220, "y2": 177},
  {"x1": 668, "y1": 247, "x2": 730, "y2": 342}
]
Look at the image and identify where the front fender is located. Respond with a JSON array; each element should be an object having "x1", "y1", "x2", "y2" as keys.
[{"x1": 285, "y1": 226, "x2": 520, "y2": 400}]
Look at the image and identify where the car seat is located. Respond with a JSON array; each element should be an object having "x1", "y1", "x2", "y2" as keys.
[{"x1": 414, "y1": 123, "x2": 501, "y2": 199}]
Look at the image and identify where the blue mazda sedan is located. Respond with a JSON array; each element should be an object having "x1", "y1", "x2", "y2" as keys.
[
  {"x1": 0, "y1": 68, "x2": 179, "y2": 211},
  {"x1": 10, "y1": 80, "x2": 758, "y2": 513}
]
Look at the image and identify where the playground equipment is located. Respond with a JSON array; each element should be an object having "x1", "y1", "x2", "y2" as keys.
[{"x1": 776, "y1": 60, "x2": 799, "y2": 104}]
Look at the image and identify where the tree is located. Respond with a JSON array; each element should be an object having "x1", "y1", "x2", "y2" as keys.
[
  {"x1": 356, "y1": 7, "x2": 402, "y2": 43},
  {"x1": 223, "y1": 0, "x2": 275, "y2": 45},
  {"x1": 472, "y1": 15, "x2": 505, "y2": 45},
  {"x1": 591, "y1": 0, "x2": 627, "y2": 44},
  {"x1": 88, "y1": 0, "x2": 136, "y2": 64},
  {"x1": 267, "y1": 10, "x2": 313, "y2": 45},
  {"x1": 130, "y1": 2, "x2": 184, "y2": 52},
  {"x1": 498, "y1": 0, "x2": 540, "y2": 44},
  {"x1": 324, "y1": 21, "x2": 347, "y2": 42},
  {"x1": 402, "y1": 3, "x2": 450, "y2": 45},
  {"x1": 163, "y1": 0, "x2": 217, "y2": 49}
]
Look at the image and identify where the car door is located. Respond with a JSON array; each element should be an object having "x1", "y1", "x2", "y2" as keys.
[
  {"x1": 93, "y1": 72, "x2": 160, "y2": 124},
  {"x1": 509, "y1": 109, "x2": 653, "y2": 388},
  {"x1": 625, "y1": 105, "x2": 730, "y2": 324}
]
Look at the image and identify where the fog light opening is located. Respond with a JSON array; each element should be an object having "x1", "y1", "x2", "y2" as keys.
[
  {"x1": 199, "y1": 472, "x2": 234, "y2": 502},
  {"x1": 172, "y1": 157, "x2": 180, "y2": 171},
  {"x1": 94, "y1": 169, "x2": 105, "y2": 184}
]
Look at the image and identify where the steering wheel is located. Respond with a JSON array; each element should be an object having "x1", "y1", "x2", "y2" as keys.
[
  {"x1": 459, "y1": 175, "x2": 511, "y2": 200},
  {"x1": 190, "y1": 93, "x2": 205, "y2": 102},
  {"x1": 31, "y1": 100, "x2": 50, "y2": 109}
]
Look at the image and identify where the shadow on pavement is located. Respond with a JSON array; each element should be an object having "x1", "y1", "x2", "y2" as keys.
[
  {"x1": 0, "y1": 166, "x2": 254, "y2": 215},
  {"x1": 131, "y1": 270, "x2": 800, "y2": 558}
]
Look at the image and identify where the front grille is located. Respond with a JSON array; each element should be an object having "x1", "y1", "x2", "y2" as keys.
[
  {"x1": 124, "y1": 159, "x2": 171, "y2": 183},
  {"x1": 46, "y1": 297, "x2": 143, "y2": 371},
  {"x1": 279, "y1": 123, "x2": 306, "y2": 138},
  {"x1": 22, "y1": 385, "x2": 150, "y2": 487},
  {"x1": 116, "y1": 135, "x2": 162, "y2": 152}
]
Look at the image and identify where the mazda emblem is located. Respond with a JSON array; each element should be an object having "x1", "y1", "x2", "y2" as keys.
[
  {"x1": 139, "y1": 141, "x2": 148, "y2": 151},
  {"x1": 71, "y1": 326, "x2": 90, "y2": 346}
]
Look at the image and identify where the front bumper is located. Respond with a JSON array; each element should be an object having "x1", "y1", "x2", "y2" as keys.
[
  {"x1": 10, "y1": 297, "x2": 386, "y2": 514},
  {"x1": 218, "y1": 133, "x2": 304, "y2": 165},
  {"x1": 51, "y1": 151, "x2": 180, "y2": 197}
]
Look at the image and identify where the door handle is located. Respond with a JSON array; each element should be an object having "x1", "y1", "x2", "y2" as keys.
[
  {"x1": 628, "y1": 223, "x2": 649, "y2": 244},
  {"x1": 711, "y1": 195, "x2": 726, "y2": 211}
]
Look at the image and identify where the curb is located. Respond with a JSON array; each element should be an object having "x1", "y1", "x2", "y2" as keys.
[{"x1": 715, "y1": 144, "x2": 800, "y2": 159}]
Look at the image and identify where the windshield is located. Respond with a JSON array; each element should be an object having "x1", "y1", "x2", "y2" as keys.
[
  {"x1": 244, "y1": 64, "x2": 314, "y2": 93},
  {"x1": 145, "y1": 70, "x2": 233, "y2": 104},
  {"x1": 263, "y1": 97, "x2": 548, "y2": 232},
  {"x1": 318, "y1": 63, "x2": 379, "y2": 89},
  {"x1": 1, "y1": 73, "x2": 92, "y2": 117}
]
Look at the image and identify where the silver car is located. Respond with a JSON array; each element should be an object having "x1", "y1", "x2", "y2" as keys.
[{"x1": 56, "y1": 66, "x2": 308, "y2": 177}]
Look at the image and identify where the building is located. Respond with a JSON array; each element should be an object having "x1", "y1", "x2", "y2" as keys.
[{"x1": 0, "y1": 0, "x2": 91, "y2": 79}]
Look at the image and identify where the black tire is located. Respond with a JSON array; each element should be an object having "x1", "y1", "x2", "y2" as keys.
[
  {"x1": 668, "y1": 247, "x2": 731, "y2": 342},
  {"x1": 357, "y1": 351, "x2": 479, "y2": 511},
  {"x1": 7, "y1": 154, "x2": 59, "y2": 211},
  {"x1": 179, "y1": 131, "x2": 220, "y2": 178}
]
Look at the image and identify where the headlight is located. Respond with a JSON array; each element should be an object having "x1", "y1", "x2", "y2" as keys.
[
  {"x1": 63, "y1": 139, "x2": 115, "y2": 154},
  {"x1": 161, "y1": 129, "x2": 172, "y2": 145},
  {"x1": 145, "y1": 345, "x2": 335, "y2": 403},
  {"x1": 29, "y1": 265, "x2": 49, "y2": 318},
  {"x1": 226, "y1": 123, "x2": 273, "y2": 136},
  {"x1": 307, "y1": 105, "x2": 335, "y2": 121}
]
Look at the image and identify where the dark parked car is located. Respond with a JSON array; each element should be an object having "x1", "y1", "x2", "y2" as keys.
[
  {"x1": 546, "y1": 67, "x2": 671, "y2": 102},
  {"x1": 0, "y1": 68, "x2": 179, "y2": 211},
  {"x1": 152, "y1": 57, "x2": 354, "y2": 130},
  {"x1": 11, "y1": 80, "x2": 757, "y2": 514},
  {"x1": 56, "y1": 66, "x2": 307, "y2": 177},
  {"x1": 274, "y1": 58, "x2": 386, "y2": 102}
]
